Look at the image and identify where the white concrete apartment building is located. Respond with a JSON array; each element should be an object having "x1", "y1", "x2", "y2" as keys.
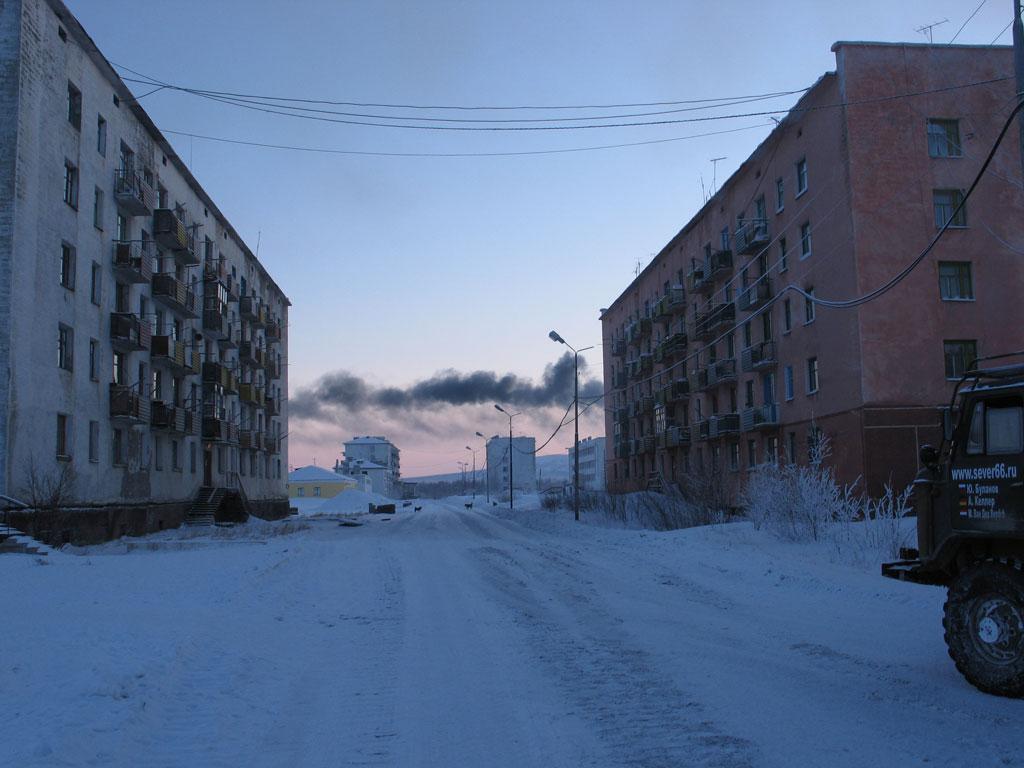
[
  {"x1": 567, "y1": 436, "x2": 606, "y2": 492},
  {"x1": 0, "y1": 0, "x2": 289, "y2": 542},
  {"x1": 486, "y1": 435, "x2": 537, "y2": 498},
  {"x1": 339, "y1": 436, "x2": 401, "y2": 497}
]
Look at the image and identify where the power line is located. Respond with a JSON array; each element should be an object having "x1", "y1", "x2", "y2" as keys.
[
  {"x1": 159, "y1": 122, "x2": 774, "y2": 159},
  {"x1": 992, "y1": 19, "x2": 1014, "y2": 44},
  {"x1": 949, "y1": 0, "x2": 987, "y2": 44}
]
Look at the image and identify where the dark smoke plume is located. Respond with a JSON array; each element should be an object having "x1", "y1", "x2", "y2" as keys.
[{"x1": 291, "y1": 353, "x2": 603, "y2": 420}]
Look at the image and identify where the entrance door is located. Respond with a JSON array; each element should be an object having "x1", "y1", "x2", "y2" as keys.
[{"x1": 203, "y1": 445, "x2": 213, "y2": 486}]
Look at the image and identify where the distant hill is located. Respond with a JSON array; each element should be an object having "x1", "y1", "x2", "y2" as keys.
[{"x1": 406, "y1": 453, "x2": 570, "y2": 487}]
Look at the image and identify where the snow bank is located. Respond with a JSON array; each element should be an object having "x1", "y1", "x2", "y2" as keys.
[{"x1": 309, "y1": 489, "x2": 394, "y2": 516}]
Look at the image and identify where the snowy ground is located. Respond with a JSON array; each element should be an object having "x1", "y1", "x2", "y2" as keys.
[{"x1": 3, "y1": 497, "x2": 1023, "y2": 767}]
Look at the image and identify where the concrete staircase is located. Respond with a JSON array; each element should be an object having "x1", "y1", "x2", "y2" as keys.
[
  {"x1": 646, "y1": 472, "x2": 664, "y2": 493},
  {"x1": 186, "y1": 487, "x2": 227, "y2": 526},
  {"x1": 0, "y1": 526, "x2": 51, "y2": 556}
]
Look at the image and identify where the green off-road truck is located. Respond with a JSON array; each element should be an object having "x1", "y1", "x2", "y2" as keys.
[{"x1": 883, "y1": 354, "x2": 1024, "y2": 697}]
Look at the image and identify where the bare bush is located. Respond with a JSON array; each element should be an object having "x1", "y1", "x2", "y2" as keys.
[{"x1": 21, "y1": 457, "x2": 77, "y2": 511}]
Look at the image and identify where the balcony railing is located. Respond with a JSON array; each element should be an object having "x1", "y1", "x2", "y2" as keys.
[
  {"x1": 738, "y1": 276, "x2": 773, "y2": 312},
  {"x1": 151, "y1": 335, "x2": 187, "y2": 372},
  {"x1": 688, "y1": 264, "x2": 711, "y2": 295},
  {"x1": 640, "y1": 435, "x2": 656, "y2": 454},
  {"x1": 203, "y1": 307, "x2": 230, "y2": 340},
  {"x1": 664, "y1": 425, "x2": 691, "y2": 448},
  {"x1": 266, "y1": 320, "x2": 283, "y2": 343},
  {"x1": 708, "y1": 249, "x2": 733, "y2": 278},
  {"x1": 239, "y1": 341, "x2": 264, "y2": 367},
  {"x1": 695, "y1": 302, "x2": 736, "y2": 341},
  {"x1": 109, "y1": 384, "x2": 149, "y2": 423},
  {"x1": 111, "y1": 241, "x2": 152, "y2": 284},
  {"x1": 626, "y1": 321, "x2": 642, "y2": 345},
  {"x1": 153, "y1": 208, "x2": 198, "y2": 264},
  {"x1": 658, "y1": 379, "x2": 689, "y2": 405},
  {"x1": 734, "y1": 219, "x2": 770, "y2": 255},
  {"x1": 610, "y1": 338, "x2": 626, "y2": 357},
  {"x1": 110, "y1": 312, "x2": 151, "y2": 352},
  {"x1": 265, "y1": 434, "x2": 280, "y2": 454},
  {"x1": 152, "y1": 273, "x2": 198, "y2": 318},
  {"x1": 627, "y1": 360, "x2": 640, "y2": 381},
  {"x1": 114, "y1": 168, "x2": 154, "y2": 216},
  {"x1": 238, "y1": 382, "x2": 266, "y2": 407},
  {"x1": 203, "y1": 256, "x2": 226, "y2": 282},
  {"x1": 202, "y1": 361, "x2": 238, "y2": 394},
  {"x1": 202, "y1": 416, "x2": 239, "y2": 444},
  {"x1": 239, "y1": 296, "x2": 266, "y2": 325},
  {"x1": 741, "y1": 403, "x2": 780, "y2": 432},
  {"x1": 654, "y1": 287, "x2": 685, "y2": 319},
  {"x1": 266, "y1": 396, "x2": 279, "y2": 417},
  {"x1": 151, "y1": 401, "x2": 186, "y2": 433},
  {"x1": 654, "y1": 331, "x2": 687, "y2": 363},
  {"x1": 265, "y1": 358, "x2": 280, "y2": 380},
  {"x1": 708, "y1": 412, "x2": 740, "y2": 438},
  {"x1": 740, "y1": 341, "x2": 778, "y2": 372}
]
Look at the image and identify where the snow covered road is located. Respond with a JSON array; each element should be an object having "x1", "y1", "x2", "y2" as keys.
[{"x1": 3, "y1": 500, "x2": 1023, "y2": 767}]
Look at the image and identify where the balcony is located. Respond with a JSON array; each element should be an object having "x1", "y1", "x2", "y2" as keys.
[
  {"x1": 266, "y1": 320, "x2": 283, "y2": 344},
  {"x1": 695, "y1": 358, "x2": 737, "y2": 390},
  {"x1": 664, "y1": 425, "x2": 691, "y2": 448},
  {"x1": 708, "y1": 249, "x2": 733, "y2": 279},
  {"x1": 741, "y1": 341, "x2": 778, "y2": 372},
  {"x1": 734, "y1": 219, "x2": 770, "y2": 255},
  {"x1": 153, "y1": 209, "x2": 198, "y2": 265},
  {"x1": 695, "y1": 302, "x2": 736, "y2": 341},
  {"x1": 741, "y1": 403, "x2": 780, "y2": 432},
  {"x1": 111, "y1": 241, "x2": 152, "y2": 284},
  {"x1": 220, "y1": 325, "x2": 241, "y2": 350},
  {"x1": 654, "y1": 287, "x2": 685, "y2": 320},
  {"x1": 638, "y1": 317, "x2": 652, "y2": 339},
  {"x1": 738, "y1": 276, "x2": 773, "y2": 312},
  {"x1": 239, "y1": 382, "x2": 266, "y2": 407},
  {"x1": 152, "y1": 273, "x2": 198, "y2": 318},
  {"x1": 151, "y1": 401, "x2": 186, "y2": 433},
  {"x1": 626, "y1": 360, "x2": 640, "y2": 381},
  {"x1": 688, "y1": 264, "x2": 712, "y2": 295},
  {"x1": 109, "y1": 384, "x2": 149, "y2": 423},
  {"x1": 658, "y1": 379, "x2": 689, "y2": 405},
  {"x1": 612, "y1": 370, "x2": 627, "y2": 389},
  {"x1": 639, "y1": 395, "x2": 654, "y2": 414},
  {"x1": 113, "y1": 168, "x2": 154, "y2": 216},
  {"x1": 629, "y1": 399, "x2": 642, "y2": 419},
  {"x1": 202, "y1": 415, "x2": 238, "y2": 444},
  {"x1": 640, "y1": 435, "x2": 656, "y2": 454},
  {"x1": 203, "y1": 307, "x2": 230, "y2": 340},
  {"x1": 265, "y1": 357, "x2": 281, "y2": 380},
  {"x1": 695, "y1": 420, "x2": 710, "y2": 441},
  {"x1": 708, "y1": 412, "x2": 740, "y2": 438},
  {"x1": 239, "y1": 341, "x2": 264, "y2": 368},
  {"x1": 239, "y1": 296, "x2": 266, "y2": 326},
  {"x1": 202, "y1": 361, "x2": 238, "y2": 394},
  {"x1": 654, "y1": 331, "x2": 687, "y2": 363},
  {"x1": 639, "y1": 352, "x2": 653, "y2": 374},
  {"x1": 203, "y1": 256, "x2": 226, "y2": 283},
  {"x1": 239, "y1": 429, "x2": 259, "y2": 450},
  {"x1": 265, "y1": 434, "x2": 280, "y2": 454},
  {"x1": 626, "y1": 321, "x2": 641, "y2": 345},
  {"x1": 614, "y1": 441, "x2": 630, "y2": 460},
  {"x1": 610, "y1": 338, "x2": 626, "y2": 357},
  {"x1": 266, "y1": 396, "x2": 280, "y2": 417},
  {"x1": 151, "y1": 335, "x2": 187, "y2": 372},
  {"x1": 110, "y1": 312, "x2": 151, "y2": 352}
]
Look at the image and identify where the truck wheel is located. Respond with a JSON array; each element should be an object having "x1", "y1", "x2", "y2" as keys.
[{"x1": 944, "y1": 561, "x2": 1024, "y2": 698}]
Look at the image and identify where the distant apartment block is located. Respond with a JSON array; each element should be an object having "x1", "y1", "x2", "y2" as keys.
[
  {"x1": 568, "y1": 436, "x2": 606, "y2": 492},
  {"x1": 602, "y1": 42, "x2": 1024, "y2": 498},
  {"x1": 486, "y1": 435, "x2": 537, "y2": 498},
  {"x1": 337, "y1": 436, "x2": 401, "y2": 497},
  {"x1": 0, "y1": 0, "x2": 289, "y2": 540}
]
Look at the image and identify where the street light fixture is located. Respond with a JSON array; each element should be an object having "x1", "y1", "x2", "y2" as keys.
[
  {"x1": 494, "y1": 404, "x2": 520, "y2": 510},
  {"x1": 475, "y1": 431, "x2": 489, "y2": 503},
  {"x1": 549, "y1": 331, "x2": 594, "y2": 522},
  {"x1": 465, "y1": 445, "x2": 477, "y2": 501},
  {"x1": 457, "y1": 460, "x2": 468, "y2": 495}
]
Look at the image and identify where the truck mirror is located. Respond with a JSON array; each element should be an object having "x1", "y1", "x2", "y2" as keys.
[
  {"x1": 942, "y1": 407, "x2": 954, "y2": 441},
  {"x1": 919, "y1": 444, "x2": 939, "y2": 467}
]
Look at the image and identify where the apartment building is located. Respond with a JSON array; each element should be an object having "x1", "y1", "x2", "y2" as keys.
[
  {"x1": 486, "y1": 435, "x2": 537, "y2": 498},
  {"x1": 0, "y1": 0, "x2": 290, "y2": 540},
  {"x1": 568, "y1": 436, "x2": 606, "y2": 492},
  {"x1": 339, "y1": 436, "x2": 401, "y2": 497},
  {"x1": 602, "y1": 42, "x2": 1024, "y2": 499}
]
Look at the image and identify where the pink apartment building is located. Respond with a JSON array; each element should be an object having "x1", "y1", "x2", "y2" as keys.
[{"x1": 602, "y1": 42, "x2": 1024, "y2": 498}]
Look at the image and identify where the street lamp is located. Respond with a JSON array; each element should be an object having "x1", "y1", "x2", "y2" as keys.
[
  {"x1": 475, "y1": 431, "x2": 489, "y2": 504},
  {"x1": 457, "y1": 461, "x2": 468, "y2": 495},
  {"x1": 549, "y1": 331, "x2": 594, "y2": 522},
  {"x1": 465, "y1": 445, "x2": 477, "y2": 500},
  {"x1": 494, "y1": 404, "x2": 520, "y2": 510}
]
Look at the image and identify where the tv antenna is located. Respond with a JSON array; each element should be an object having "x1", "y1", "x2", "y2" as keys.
[
  {"x1": 915, "y1": 18, "x2": 949, "y2": 43},
  {"x1": 709, "y1": 157, "x2": 727, "y2": 196}
]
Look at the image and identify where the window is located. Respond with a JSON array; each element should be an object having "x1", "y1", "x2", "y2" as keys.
[
  {"x1": 938, "y1": 261, "x2": 973, "y2": 300},
  {"x1": 89, "y1": 338, "x2": 99, "y2": 381},
  {"x1": 795, "y1": 158, "x2": 808, "y2": 196},
  {"x1": 154, "y1": 437, "x2": 163, "y2": 471},
  {"x1": 720, "y1": 227, "x2": 730, "y2": 251},
  {"x1": 67, "y1": 82, "x2": 82, "y2": 129},
  {"x1": 112, "y1": 351, "x2": 126, "y2": 385},
  {"x1": 747, "y1": 439, "x2": 757, "y2": 468},
  {"x1": 726, "y1": 333, "x2": 735, "y2": 358},
  {"x1": 93, "y1": 187, "x2": 104, "y2": 230},
  {"x1": 116, "y1": 213, "x2": 128, "y2": 242},
  {"x1": 784, "y1": 365, "x2": 794, "y2": 401},
  {"x1": 765, "y1": 436, "x2": 779, "y2": 463},
  {"x1": 743, "y1": 321, "x2": 752, "y2": 348},
  {"x1": 783, "y1": 298, "x2": 792, "y2": 332},
  {"x1": 729, "y1": 443, "x2": 739, "y2": 471},
  {"x1": 944, "y1": 340, "x2": 977, "y2": 379},
  {"x1": 190, "y1": 442, "x2": 196, "y2": 474},
  {"x1": 172, "y1": 440, "x2": 181, "y2": 472},
  {"x1": 298, "y1": 487, "x2": 305, "y2": 497},
  {"x1": 56, "y1": 414, "x2": 70, "y2": 460},
  {"x1": 804, "y1": 289, "x2": 816, "y2": 324},
  {"x1": 58, "y1": 324, "x2": 73, "y2": 371},
  {"x1": 744, "y1": 380, "x2": 754, "y2": 408},
  {"x1": 97, "y1": 115, "x2": 107, "y2": 156},
  {"x1": 90, "y1": 262, "x2": 101, "y2": 304},
  {"x1": 63, "y1": 161, "x2": 78, "y2": 208},
  {"x1": 806, "y1": 357, "x2": 819, "y2": 393},
  {"x1": 89, "y1": 420, "x2": 99, "y2": 463},
  {"x1": 788, "y1": 431, "x2": 798, "y2": 464},
  {"x1": 927, "y1": 118, "x2": 961, "y2": 158},
  {"x1": 60, "y1": 243, "x2": 75, "y2": 289},
  {"x1": 779, "y1": 237, "x2": 788, "y2": 272},
  {"x1": 800, "y1": 221, "x2": 812, "y2": 258},
  {"x1": 762, "y1": 309, "x2": 772, "y2": 341},
  {"x1": 112, "y1": 428, "x2": 125, "y2": 466},
  {"x1": 314, "y1": 486, "x2": 322, "y2": 497},
  {"x1": 976, "y1": 398, "x2": 1024, "y2": 455},
  {"x1": 775, "y1": 177, "x2": 784, "y2": 211},
  {"x1": 933, "y1": 189, "x2": 966, "y2": 228}
]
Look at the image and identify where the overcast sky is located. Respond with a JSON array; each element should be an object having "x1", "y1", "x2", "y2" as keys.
[{"x1": 65, "y1": 0, "x2": 1016, "y2": 475}]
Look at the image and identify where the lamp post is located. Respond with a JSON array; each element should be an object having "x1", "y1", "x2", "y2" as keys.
[
  {"x1": 457, "y1": 461, "x2": 468, "y2": 495},
  {"x1": 548, "y1": 331, "x2": 594, "y2": 522},
  {"x1": 465, "y1": 445, "x2": 477, "y2": 500},
  {"x1": 475, "y1": 431, "x2": 489, "y2": 503},
  {"x1": 494, "y1": 404, "x2": 519, "y2": 510}
]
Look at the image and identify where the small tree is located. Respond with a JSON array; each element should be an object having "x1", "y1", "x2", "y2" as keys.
[{"x1": 21, "y1": 456, "x2": 77, "y2": 511}]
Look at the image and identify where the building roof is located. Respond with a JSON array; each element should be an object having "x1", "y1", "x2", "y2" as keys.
[
  {"x1": 288, "y1": 465, "x2": 348, "y2": 483},
  {"x1": 345, "y1": 459, "x2": 387, "y2": 470},
  {"x1": 346, "y1": 436, "x2": 394, "y2": 445}
]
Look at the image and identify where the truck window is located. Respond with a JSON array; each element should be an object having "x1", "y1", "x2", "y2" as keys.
[
  {"x1": 986, "y1": 398, "x2": 1023, "y2": 454},
  {"x1": 966, "y1": 401, "x2": 984, "y2": 455}
]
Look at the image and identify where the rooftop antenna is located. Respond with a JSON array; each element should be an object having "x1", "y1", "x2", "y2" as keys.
[
  {"x1": 710, "y1": 156, "x2": 727, "y2": 196},
  {"x1": 634, "y1": 257, "x2": 643, "y2": 277},
  {"x1": 255, "y1": 230, "x2": 262, "y2": 257},
  {"x1": 916, "y1": 18, "x2": 949, "y2": 43},
  {"x1": 699, "y1": 173, "x2": 708, "y2": 204}
]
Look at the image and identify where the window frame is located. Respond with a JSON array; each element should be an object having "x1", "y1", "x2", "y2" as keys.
[
  {"x1": 56, "y1": 413, "x2": 71, "y2": 461},
  {"x1": 63, "y1": 160, "x2": 79, "y2": 209},
  {"x1": 795, "y1": 158, "x2": 808, "y2": 197},
  {"x1": 933, "y1": 188, "x2": 967, "y2": 229},
  {"x1": 97, "y1": 114, "x2": 107, "y2": 156},
  {"x1": 927, "y1": 118, "x2": 962, "y2": 159},
  {"x1": 938, "y1": 260, "x2": 974, "y2": 301},
  {"x1": 799, "y1": 221, "x2": 812, "y2": 259},
  {"x1": 944, "y1": 339, "x2": 978, "y2": 380},
  {"x1": 67, "y1": 81, "x2": 82, "y2": 130},
  {"x1": 60, "y1": 242, "x2": 76, "y2": 290},
  {"x1": 806, "y1": 356, "x2": 819, "y2": 394},
  {"x1": 58, "y1": 323, "x2": 74, "y2": 372}
]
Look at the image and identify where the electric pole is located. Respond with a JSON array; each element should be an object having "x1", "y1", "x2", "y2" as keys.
[{"x1": 1014, "y1": 0, "x2": 1024, "y2": 179}]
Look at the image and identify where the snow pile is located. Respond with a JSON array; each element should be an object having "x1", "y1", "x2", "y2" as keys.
[{"x1": 307, "y1": 488, "x2": 394, "y2": 516}]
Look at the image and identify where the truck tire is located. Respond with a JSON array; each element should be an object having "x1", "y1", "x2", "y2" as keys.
[{"x1": 944, "y1": 561, "x2": 1024, "y2": 698}]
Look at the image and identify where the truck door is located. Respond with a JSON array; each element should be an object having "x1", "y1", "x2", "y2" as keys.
[{"x1": 953, "y1": 395, "x2": 1024, "y2": 526}]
